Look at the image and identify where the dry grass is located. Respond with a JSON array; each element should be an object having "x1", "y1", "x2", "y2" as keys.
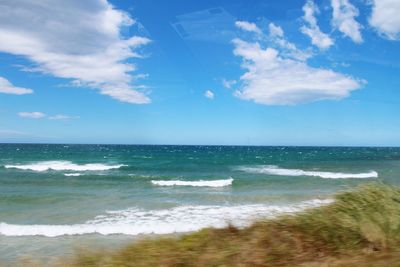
[{"x1": 25, "y1": 183, "x2": 400, "y2": 266}]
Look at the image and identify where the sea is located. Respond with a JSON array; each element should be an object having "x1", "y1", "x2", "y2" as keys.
[{"x1": 1, "y1": 144, "x2": 399, "y2": 263}]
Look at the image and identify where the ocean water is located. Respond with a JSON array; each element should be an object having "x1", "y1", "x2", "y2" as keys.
[{"x1": 1, "y1": 144, "x2": 400, "y2": 263}]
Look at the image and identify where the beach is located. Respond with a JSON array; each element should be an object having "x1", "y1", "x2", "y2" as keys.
[{"x1": 0, "y1": 144, "x2": 399, "y2": 264}]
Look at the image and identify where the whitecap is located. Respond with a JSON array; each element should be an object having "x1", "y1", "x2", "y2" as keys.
[
  {"x1": 151, "y1": 178, "x2": 233, "y2": 187},
  {"x1": 64, "y1": 173, "x2": 82, "y2": 177},
  {"x1": 4, "y1": 161, "x2": 125, "y2": 172},
  {"x1": 238, "y1": 165, "x2": 378, "y2": 179}
]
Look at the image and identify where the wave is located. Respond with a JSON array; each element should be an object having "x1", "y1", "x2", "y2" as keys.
[
  {"x1": 151, "y1": 178, "x2": 233, "y2": 187},
  {"x1": 4, "y1": 161, "x2": 125, "y2": 172},
  {"x1": 238, "y1": 165, "x2": 378, "y2": 179},
  {"x1": 0, "y1": 199, "x2": 332, "y2": 237},
  {"x1": 64, "y1": 173, "x2": 82, "y2": 177}
]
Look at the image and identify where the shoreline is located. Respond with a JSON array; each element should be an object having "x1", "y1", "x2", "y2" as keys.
[
  {"x1": 0, "y1": 198, "x2": 332, "y2": 265},
  {"x1": 13, "y1": 183, "x2": 400, "y2": 266}
]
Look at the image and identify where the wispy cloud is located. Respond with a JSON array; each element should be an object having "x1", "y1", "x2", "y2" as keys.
[
  {"x1": 17, "y1": 112, "x2": 79, "y2": 120},
  {"x1": 300, "y1": 0, "x2": 334, "y2": 50},
  {"x1": 268, "y1": 23, "x2": 284, "y2": 37},
  {"x1": 369, "y1": 0, "x2": 400, "y2": 40},
  {"x1": 232, "y1": 21, "x2": 363, "y2": 105},
  {"x1": 48, "y1": 114, "x2": 80, "y2": 121},
  {"x1": 0, "y1": 0, "x2": 151, "y2": 104},
  {"x1": 222, "y1": 79, "x2": 237, "y2": 89},
  {"x1": 0, "y1": 76, "x2": 33, "y2": 95},
  {"x1": 0, "y1": 129, "x2": 26, "y2": 136},
  {"x1": 18, "y1": 112, "x2": 46, "y2": 119},
  {"x1": 268, "y1": 23, "x2": 312, "y2": 61},
  {"x1": 331, "y1": 0, "x2": 363, "y2": 43},
  {"x1": 235, "y1": 21, "x2": 262, "y2": 35},
  {"x1": 204, "y1": 90, "x2": 214, "y2": 99}
]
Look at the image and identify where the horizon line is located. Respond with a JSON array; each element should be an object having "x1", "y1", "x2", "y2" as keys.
[{"x1": 0, "y1": 142, "x2": 399, "y2": 148}]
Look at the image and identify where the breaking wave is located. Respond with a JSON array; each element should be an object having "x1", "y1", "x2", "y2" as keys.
[
  {"x1": 64, "y1": 173, "x2": 83, "y2": 177},
  {"x1": 151, "y1": 178, "x2": 233, "y2": 187},
  {"x1": 4, "y1": 161, "x2": 125, "y2": 172},
  {"x1": 238, "y1": 165, "x2": 378, "y2": 179},
  {"x1": 0, "y1": 199, "x2": 332, "y2": 237}
]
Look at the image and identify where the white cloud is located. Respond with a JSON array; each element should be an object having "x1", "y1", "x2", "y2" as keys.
[
  {"x1": 300, "y1": 0, "x2": 334, "y2": 50},
  {"x1": 268, "y1": 23, "x2": 284, "y2": 38},
  {"x1": 0, "y1": 0, "x2": 151, "y2": 104},
  {"x1": 204, "y1": 90, "x2": 214, "y2": 99},
  {"x1": 331, "y1": 0, "x2": 363, "y2": 43},
  {"x1": 48, "y1": 114, "x2": 80, "y2": 120},
  {"x1": 267, "y1": 23, "x2": 312, "y2": 61},
  {"x1": 0, "y1": 76, "x2": 33, "y2": 95},
  {"x1": 222, "y1": 79, "x2": 237, "y2": 89},
  {"x1": 235, "y1": 21, "x2": 262, "y2": 35},
  {"x1": 232, "y1": 22, "x2": 363, "y2": 105},
  {"x1": 18, "y1": 112, "x2": 46, "y2": 119},
  {"x1": 369, "y1": 0, "x2": 400, "y2": 40}
]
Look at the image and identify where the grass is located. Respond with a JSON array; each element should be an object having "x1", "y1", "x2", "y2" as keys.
[{"x1": 28, "y1": 183, "x2": 400, "y2": 266}]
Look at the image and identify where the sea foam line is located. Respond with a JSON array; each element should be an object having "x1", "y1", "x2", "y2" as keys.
[
  {"x1": 151, "y1": 178, "x2": 233, "y2": 187},
  {"x1": 238, "y1": 165, "x2": 378, "y2": 179},
  {"x1": 4, "y1": 161, "x2": 125, "y2": 172},
  {"x1": 0, "y1": 199, "x2": 332, "y2": 237}
]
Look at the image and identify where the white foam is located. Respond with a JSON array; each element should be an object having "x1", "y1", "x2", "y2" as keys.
[
  {"x1": 4, "y1": 161, "x2": 124, "y2": 172},
  {"x1": 238, "y1": 165, "x2": 378, "y2": 179},
  {"x1": 0, "y1": 199, "x2": 332, "y2": 237},
  {"x1": 151, "y1": 178, "x2": 233, "y2": 187},
  {"x1": 64, "y1": 173, "x2": 82, "y2": 177}
]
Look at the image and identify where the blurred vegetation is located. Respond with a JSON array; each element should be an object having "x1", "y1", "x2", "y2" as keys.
[{"x1": 26, "y1": 183, "x2": 400, "y2": 266}]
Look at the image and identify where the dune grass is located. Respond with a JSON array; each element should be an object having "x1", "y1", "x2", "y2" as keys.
[{"x1": 35, "y1": 183, "x2": 400, "y2": 266}]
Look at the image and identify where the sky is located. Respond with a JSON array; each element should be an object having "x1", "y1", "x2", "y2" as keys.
[{"x1": 0, "y1": 0, "x2": 399, "y2": 146}]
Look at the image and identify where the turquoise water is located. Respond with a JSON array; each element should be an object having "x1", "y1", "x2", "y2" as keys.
[{"x1": 1, "y1": 144, "x2": 400, "y2": 262}]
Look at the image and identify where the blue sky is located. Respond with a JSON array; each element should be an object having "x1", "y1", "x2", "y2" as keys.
[{"x1": 0, "y1": 0, "x2": 399, "y2": 146}]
